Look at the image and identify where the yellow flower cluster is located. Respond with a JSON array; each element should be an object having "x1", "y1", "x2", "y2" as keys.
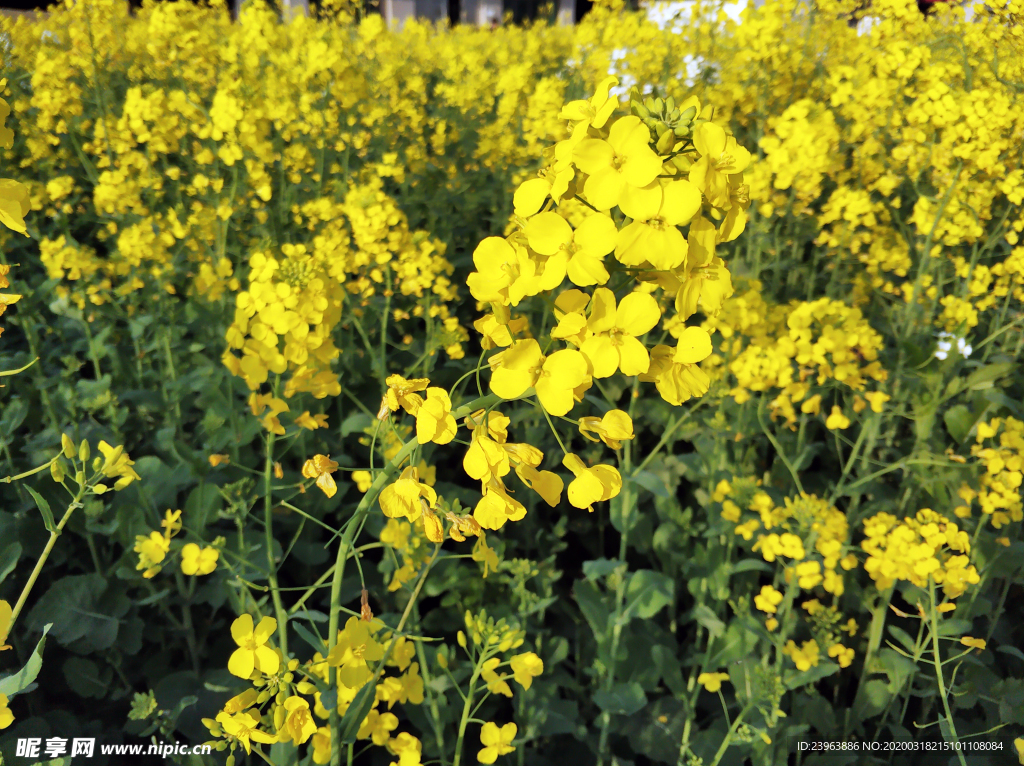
[
  {"x1": 209, "y1": 613, "x2": 430, "y2": 765},
  {"x1": 134, "y1": 509, "x2": 182, "y2": 579},
  {"x1": 704, "y1": 286, "x2": 890, "y2": 427},
  {"x1": 470, "y1": 78, "x2": 748, "y2": 417},
  {"x1": 717, "y1": 481, "x2": 855, "y2": 597},
  {"x1": 954, "y1": 417, "x2": 1024, "y2": 529},
  {"x1": 861, "y1": 508, "x2": 979, "y2": 598}
]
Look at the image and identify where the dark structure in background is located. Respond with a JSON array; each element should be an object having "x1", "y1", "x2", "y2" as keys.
[{"x1": 1, "y1": 0, "x2": 595, "y2": 22}]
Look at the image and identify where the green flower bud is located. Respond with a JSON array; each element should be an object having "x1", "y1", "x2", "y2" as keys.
[
  {"x1": 656, "y1": 129, "x2": 675, "y2": 154},
  {"x1": 62, "y1": 433, "x2": 76, "y2": 459},
  {"x1": 79, "y1": 440, "x2": 90, "y2": 462},
  {"x1": 93, "y1": 483, "x2": 108, "y2": 494},
  {"x1": 75, "y1": 470, "x2": 86, "y2": 485},
  {"x1": 51, "y1": 459, "x2": 65, "y2": 483}
]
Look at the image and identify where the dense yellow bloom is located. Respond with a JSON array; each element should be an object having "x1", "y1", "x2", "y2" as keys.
[
  {"x1": 326, "y1": 616, "x2": 385, "y2": 689},
  {"x1": 783, "y1": 639, "x2": 820, "y2": 672},
  {"x1": 134, "y1": 531, "x2": 170, "y2": 579},
  {"x1": 827, "y1": 643, "x2": 855, "y2": 668},
  {"x1": 522, "y1": 212, "x2": 617, "y2": 287},
  {"x1": 228, "y1": 614, "x2": 280, "y2": 679},
  {"x1": 358, "y1": 709, "x2": 399, "y2": 746},
  {"x1": 559, "y1": 75, "x2": 618, "y2": 130},
  {"x1": 385, "y1": 375, "x2": 431, "y2": 416},
  {"x1": 689, "y1": 122, "x2": 752, "y2": 208}
]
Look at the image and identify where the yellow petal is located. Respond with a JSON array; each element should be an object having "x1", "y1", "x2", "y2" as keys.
[
  {"x1": 674, "y1": 327, "x2": 713, "y2": 364},
  {"x1": 228, "y1": 648, "x2": 255, "y2": 679},
  {"x1": 524, "y1": 212, "x2": 573, "y2": 256},
  {"x1": 615, "y1": 292, "x2": 661, "y2": 336},
  {"x1": 660, "y1": 180, "x2": 702, "y2": 226},
  {"x1": 513, "y1": 178, "x2": 551, "y2": 217}
]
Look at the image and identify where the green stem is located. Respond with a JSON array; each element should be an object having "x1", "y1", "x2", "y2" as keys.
[
  {"x1": 452, "y1": 653, "x2": 484, "y2": 766},
  {"x1": 5, "y1": 491, "x2": 84, "y2": 639},
  {"x1": 708, "y1": 702, "x2": 754, "y2": 766},
  {"x1": 929, "y1": 581, "x2": 968, "y2": 766},
  {"x1": 326, "y1": 393, "x2": 502, "y2": 766},
  {"x1": 263, "y1": 429, "x2": 289, "y2": 658}
]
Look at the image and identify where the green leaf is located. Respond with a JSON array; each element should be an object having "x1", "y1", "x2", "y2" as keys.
[
  {"x1": 936, "y1": 618, "x2": 972, "y2": 638},
  {"x1": 877, "y1": 648, "x2": 918, "y2": 693},
  {"x1": 582, "y1": 559, "x2": 624, "y2": 581},
  {"x1": 996, "y1": 645, "x2": 1024, "y2": 663},
  {"x1": 651, "y1": 644, "x2": 685, "y2": 696},
  {"x1": 784, "y1": 661, "x2": 839, "y2": 690},
  {"x1": 293, "y1": 621, "x2": 326, "y2": 654},
  {"x1": 853, "y1": 678, "x2": 891, "y2": 720},
  {"x1": 624, "y1": 570, "x2": 674, "y2": 620},
  {"x1": 184, "y1": 483, "x2": 222, "y2": 535},
  {"x1": 0, "y1": 542, "x2": 21, "y2": 585},
  {"x1": 25, "y1": 486, "x2": 57, "y2": 533},
  {"x1": 630, "y1": 470, "x2": 670, "y2": 498},
  {"x1": 943, "y1": 404, "x2": 976, "y2": 444},
  {"x1": 966, "y1": 362, "x2": 1015, "y2": 391},
  {"x1": 341, "y1": 412, "x2": 373, "y2": 437},
  {"x1": 63, "y1": 656, "x2": 111, "y2": 698},
  {"x1": 0, "y1": 397, "x2": 28, "y2": 439},
  {"x1": 593, "y1": 681, "x2": 647, "y2": 716},
  {"x1": 692, "y1": 605, "x2": 726, "y2": 639},
  {"x1": 729, "y1": 559, "x2": 772, "y2": 576},
  {"x1": 337, "y1": 680, "x2": 376, "y2": 744},
  {"x1": 574, "y1": 580, "x2": 611, "y2": 646},
  {"x1": 887, "y1": 625, "x2": 917, "y2": 653},
  {"x1": 0, "y1": 623, "x2": 50, "y2": 698},
  {"x1": 26, "y1": 574, "x2": 128, "y2": 653}
]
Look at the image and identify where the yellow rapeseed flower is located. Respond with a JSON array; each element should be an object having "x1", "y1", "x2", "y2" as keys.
[
  {"x1": 562, "y1": 454, "x2": 622, "y2": 512},
  {"x1": 302, "y1": 454, "x2": 340, "y2": 498},
  {"x1": 477, "y1": 722, "x2": 517, "y2": 764},
  {"x1": 580, "y1": 288, "x2": 661, "y2": 378},
  {"x1": 697, "y1": 672, "x2": 731, "y2": 693},
  {"x1": 509, "y1": 652, "x2": 544, "y2": 690},
  {"x1": 228, "y1": 614, "x2": 280, "y2": 679},
  {"x1": 181, "y1": 543, "x2": 219, "y2": 576}
]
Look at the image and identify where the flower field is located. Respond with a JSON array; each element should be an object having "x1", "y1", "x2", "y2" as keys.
[{"x1": 0, "y1": 0, "x2": 1023, "y2": 764}]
